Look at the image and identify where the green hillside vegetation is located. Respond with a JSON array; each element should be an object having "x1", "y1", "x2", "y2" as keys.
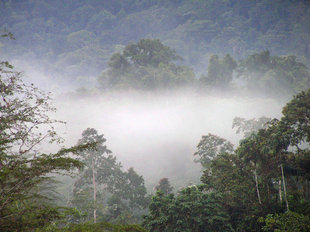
[{"x1": 1, "y1": 0, "x2": 310, "y2": 82}]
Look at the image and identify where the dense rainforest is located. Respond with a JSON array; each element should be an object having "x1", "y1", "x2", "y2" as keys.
[
  {"x1": 1, "y1": 0, "x2": 310, "y2": 231},
  {"x1": 1, "y1": 0, "x2": 310, "y2": 84}
]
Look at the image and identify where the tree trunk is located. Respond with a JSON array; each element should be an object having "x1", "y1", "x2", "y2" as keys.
[
  {"x1": 279, "y1": 179, "x2": 282, "y2": 203},
  {"x1": 306, "y1": 179, "x2": 309, "y2": 200},
  {"x1": 280, "y1": 164, "x2": 289, "y2": 211},
  {"x1": 254, "y1": 168, "x2": 262, "y2": 204},
  {"x1": 92, "y1": 159, "x2": 97, "y2": 223}
]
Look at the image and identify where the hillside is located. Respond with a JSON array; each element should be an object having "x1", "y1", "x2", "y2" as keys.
[{"x1": 1, "y1": 0, "x2": 310, "y2": 84}]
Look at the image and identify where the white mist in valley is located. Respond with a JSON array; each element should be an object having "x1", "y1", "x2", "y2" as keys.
[{"x1": 54, "y1": 90, "x2": 283, "y2": 189}]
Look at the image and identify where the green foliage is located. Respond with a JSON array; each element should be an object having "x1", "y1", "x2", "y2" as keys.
[
  {"x1": 232, "y1": 116, "x2": 271, "y2": 138},
  {"x1": 154, "y1": 178, "x2": 173, "y2": 195},
  {"x1": 143, "y1": 185, "x2": 233, "y2": 232},
  {"x1": 194, "y1": 133, "x2": 234, "y2": 167},
  {"x1": 2, "y1": 0, "x2": 310, "y2": 82},
  {"x1": 238, "y1": 51, "x2": 310, "y2": 96},
  {"x1": 123, "y1": 38, "x2": 181, "y2": 68},
  {"x1": 40, "y1": 221, "x2": 147, "y2": 232},
  {"x1": 200, "y1": 54, "x2": 237, "y2": 88},
  {"x1": 197, "y1": 89, "x2": 310, "y2": 231},
  {"x1": 280, "y1": 89, "x2": 310, "y2": 146},
  {"x1": 200, "y1": 152, "x2": 265, "y2": 231},
  {"x1": 0, "y1": 62, "x2": 85, "y2": 231},
  {"x1": 71, "y1": 128, "x2": 148, "y2": 224},
  {"x1": 260, "y1": 211, "x2": 310, "y2": 232},
  {"x1": 98, "y1": 38, "x2": 195, "y2": 90}
]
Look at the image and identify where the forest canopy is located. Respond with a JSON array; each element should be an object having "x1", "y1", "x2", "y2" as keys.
[{"x1": 1, "y1": 0, "x2": 310, "y2": 82}]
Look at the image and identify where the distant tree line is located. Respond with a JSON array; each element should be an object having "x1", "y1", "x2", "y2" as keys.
[
  {"x1": 98, "y1": 39, "x2": 310, "y2": 98},
  {"x1": 1, "y1": 0, "x2": 310, "y2": 81}
]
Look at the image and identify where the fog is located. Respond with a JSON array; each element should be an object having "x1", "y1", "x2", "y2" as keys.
[
  {"x1": 53, "y1": 89, "x2": 283, "y2": 190},
  {"x1": 8, "y1": 59, "x2": 97, "y2": 93},
  {"x1": 7, "y1": 60, "x2": 286, "y2": 190}
]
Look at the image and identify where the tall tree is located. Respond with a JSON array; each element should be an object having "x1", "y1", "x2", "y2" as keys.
[
  {"x1": 232, "y1": 116, "x2": 271, "y2": 138},
  {"x1": 194, "y1": 133, "x2": 234, "y2": 168},
  {"x1": 200, "y1": 54, "x2": 237, "y2": 88},
  {"x1": 72, "y1": 128, "x2": 148, "y2": 224},
  {"x1": 72, "y1": 128, "x2": 120, "y2": 223},
  {"x1": 98, "y1": 38, "x2": 195, "y2": 90},
  {"x1": 0, "y1": 61, "x2": 84, "y2": 231},
  {"x1": 154, "y1": 178, "x2": 173, "y2": 195},
  {"x1": 232, "y1": 116, "x2": 272, "y2": 205}
]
